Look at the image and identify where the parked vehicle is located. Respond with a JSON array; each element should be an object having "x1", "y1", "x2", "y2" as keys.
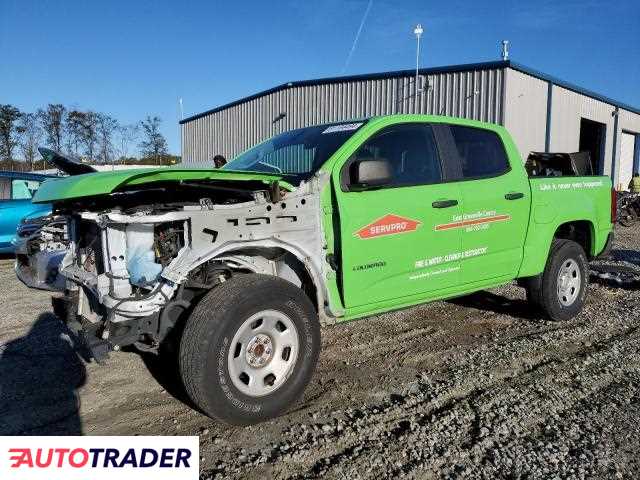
[
  {"x1": 19, "y1": 115, "x2": 614, "y2": 424},
  {"x1": 0, "y1": 171, "x2": 54, "y2": 253}
]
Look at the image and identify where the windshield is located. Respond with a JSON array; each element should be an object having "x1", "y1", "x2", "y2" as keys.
[{"x1": 223, "y1": 121, "x2": 366, "y2": 184}]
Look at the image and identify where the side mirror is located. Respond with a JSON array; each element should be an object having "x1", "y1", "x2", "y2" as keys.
[{"x1": 350, "y1": 159, "x2": 392, "y2": 190}]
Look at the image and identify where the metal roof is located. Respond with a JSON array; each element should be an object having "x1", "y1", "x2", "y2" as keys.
[
  {"x1": 180, "y1": 60, "x2": 640, "y2": 124},
  {"x1": 0, "y1": 171, "x2": 55, "y2": 181}
]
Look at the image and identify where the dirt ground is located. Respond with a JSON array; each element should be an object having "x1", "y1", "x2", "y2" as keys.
[{"x1": 1, "y1": 227, "x2": 640, "y2": 479}]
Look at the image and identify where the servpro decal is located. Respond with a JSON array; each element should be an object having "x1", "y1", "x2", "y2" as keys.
[
  {"x1": 355, "y1": 214, "x2": 422, "y2": 239},
  {"x1": 435, "y1": 211, "x2": 510, "y2": 231}
]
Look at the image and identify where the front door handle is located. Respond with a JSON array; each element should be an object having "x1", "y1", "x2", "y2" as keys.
[
  {"x1": 432, "y1": 199, "x2": 458, "y2": 208},
  {"x1": 505, "y1": 192, "x2": 524, "y2": 200}
]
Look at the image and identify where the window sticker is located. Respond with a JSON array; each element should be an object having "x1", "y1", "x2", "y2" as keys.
[{"x1": 322, "y1": 123, "x2": 363, "y2": 134}]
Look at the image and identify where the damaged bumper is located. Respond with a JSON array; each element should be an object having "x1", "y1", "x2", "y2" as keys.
[{"x1": 14, "y1": 216, "x2": 69, "y2": 291}]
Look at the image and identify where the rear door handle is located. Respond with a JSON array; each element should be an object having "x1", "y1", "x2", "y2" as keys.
[
  {"x1": 505, "y1": 192, "x2": 524, "y2": 200},
  {"x1": 432, "y1": 199, "x2": 458, "y2": 208}
]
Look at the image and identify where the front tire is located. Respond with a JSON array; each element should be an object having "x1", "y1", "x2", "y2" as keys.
[
  {"x1": 179, "y1": 274, "x2": 320, "y2": 425},
  {"x1": 525, "y1": 239, "x2": 588, "y2": 321}
]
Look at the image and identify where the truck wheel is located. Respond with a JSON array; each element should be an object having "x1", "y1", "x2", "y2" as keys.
[
  {"x1": 526, "y1": 239, "x2": 588, "y2": 321},
  {"x1": 179, "y1": 274, "x2": 320, "y2": 425}
]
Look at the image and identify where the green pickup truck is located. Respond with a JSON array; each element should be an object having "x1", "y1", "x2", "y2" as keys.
[{"x1": 21, "y1": 115, "x2": 614, "y2": 424}]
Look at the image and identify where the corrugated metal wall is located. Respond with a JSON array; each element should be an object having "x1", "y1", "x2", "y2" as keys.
[
  {"x1": 501, "y1": 69, "x2": 640, "y2": 186},
  {"x1": 502, "y1": 69, "x2": 549, "y2": 158},
  {"x1": 548, "y1": 85, "x2": 617, "y2": 176},
  {"x1": 181, "y1": 68, "x2": 505, "y2": 162},
  {"x1": 548, "y1": 86, "x2": 640, "y2": 186}
]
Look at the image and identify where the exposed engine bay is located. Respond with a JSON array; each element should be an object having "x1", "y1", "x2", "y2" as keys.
[{"x1": 16, "y1": 177, "x2": 329, "y2": 362}]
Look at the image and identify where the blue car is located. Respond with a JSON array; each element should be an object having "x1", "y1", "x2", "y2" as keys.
[{"x1": 0, "y1": 171, "x2": 54, "y2": 253}]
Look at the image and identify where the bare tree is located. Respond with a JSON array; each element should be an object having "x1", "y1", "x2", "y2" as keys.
[
  {"x1": 0, "y1": 104, "x2": 22, "y2": 161},
  {"x1": 37, "y1": 104, "x2": 66, "y2": 152},
  {"x1": 115, "y1": 123, "x2": 139, "y2": 162},
  {"x1": 96, "y1": 113, "x2": 118, "y2": 164},
  {"x1": 65, "y1": 110, "x2": 85, "y2": 157},
  {"x1": 17, "y1": 113, "x2": 43, "y2": 170},
  {"x1": 139, "y1": 116, "x2": 168, "y2": 165},
  {"x1": 80, "y1": 111, "x2": 99, "y2": 161}
]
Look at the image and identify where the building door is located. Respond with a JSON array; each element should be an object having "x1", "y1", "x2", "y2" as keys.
[
  {"x1": 619, "y1": 132, "x2": 637, "y2": 190},
  {"x1": 334, "y1": 123, "x2": 463, "y2": 309},
  {"x1": 579, "y1": 118, "x2": 606, "y2": 175}
]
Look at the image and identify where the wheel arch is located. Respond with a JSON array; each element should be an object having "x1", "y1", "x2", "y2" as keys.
[
  {"x1": 219, "y1": 246, "x2": 320, "y2": 312},
  {"x1": 518, "y1": 218, "x2": 597, "y2": 278},
  {"x1": 552, "y1": 219, "x2": 595, "y2": 258},
  {"x1": 174, "y1": 238, "x2": 327, "y2": 318}
]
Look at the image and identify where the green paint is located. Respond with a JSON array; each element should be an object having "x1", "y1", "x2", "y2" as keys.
[
  {"x1": 32, "y1": 167, "x2": 293, "y2": 203},
  {"x1": 317, "y1": 115, "x2": 612, "y2": 320}
]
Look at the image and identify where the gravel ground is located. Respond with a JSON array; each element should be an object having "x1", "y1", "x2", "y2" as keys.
[{"x1": 1, "y1": 227, "x2": 640, "y2": 479}]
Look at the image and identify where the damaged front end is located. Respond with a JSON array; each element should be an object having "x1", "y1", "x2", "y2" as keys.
[
  {"x1": 14, "y1": 214, "x2": 70, "y2": 291},
  {"x1": 26, "y1": 172, "x2": 328, "y2": 363}
]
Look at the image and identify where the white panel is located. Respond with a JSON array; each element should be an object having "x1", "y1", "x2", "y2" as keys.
[
  {"x1": 503, "y1": 68, "x2": 548, "y2": 160},
  {"x1": 549, "y1": 86, "x2": 616, "y2": 177},
  {"x1": 619, "y1": 132, "x2": 636, "y2": 190}
]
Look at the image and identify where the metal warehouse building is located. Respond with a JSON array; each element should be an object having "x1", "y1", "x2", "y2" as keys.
[{"x1": 180, "y1": 60, "x2": 640, "y2": 190}]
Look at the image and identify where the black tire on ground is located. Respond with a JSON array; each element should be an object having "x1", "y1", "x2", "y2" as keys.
[
  {"x1": 619, "y1": 207, "x2": 637, "y2": 227},
  {"x1": 525, "y1": 239, "x2": 589, "y2": 321},
  {"x1": 179, "y1": 274, "x2": 321, "y2": 425}
]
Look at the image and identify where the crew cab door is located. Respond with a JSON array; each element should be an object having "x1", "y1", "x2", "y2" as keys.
[
  {"x1": 333, "y1": 123, "x2": 463, "y2": 309},
  {"x1": 437, "y1": 124, "x2": 530, "y2": 284}
]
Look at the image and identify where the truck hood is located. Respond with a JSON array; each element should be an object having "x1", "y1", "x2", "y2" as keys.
[
  {"x1": 32, "y1": 168, "x2": 293, "y2": 204},
  {"x1": 38, "y1": 147, "x2": 98, "y2": 176}
]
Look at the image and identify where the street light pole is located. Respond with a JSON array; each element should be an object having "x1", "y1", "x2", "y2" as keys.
[{"x1": 414, "y1": 24, "x2": 424, "y2": 111}]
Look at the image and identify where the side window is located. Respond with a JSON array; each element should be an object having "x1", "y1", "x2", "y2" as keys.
[
  {"x1": 348, "y1": 124, "x2": 442, "y2": 188},
  {"x1": 449, "y1": 125, "x2": 509, "y2": 178},
  {"x1": 11, "y1": 179, "x2": 40, "y2": 200}
]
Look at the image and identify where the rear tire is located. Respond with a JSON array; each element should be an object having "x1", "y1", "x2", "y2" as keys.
[
  {"x1": 179, "y1": 274, "x2": 320, "y2": 425},
  {"x1": 525, "y1": 239, "x2": 588, "y2": 321}
]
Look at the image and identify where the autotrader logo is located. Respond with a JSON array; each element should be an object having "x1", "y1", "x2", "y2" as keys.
[{"x1": 0, "y1": 436, "x2": 199, "y2": 480}]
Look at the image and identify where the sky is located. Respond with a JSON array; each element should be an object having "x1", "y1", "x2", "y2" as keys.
[{"x1": 1, "y1": 0, "x2": 639, "y2": 156}]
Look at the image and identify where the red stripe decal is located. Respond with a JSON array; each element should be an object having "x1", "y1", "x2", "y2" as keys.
[{"x1": 435, "y1": 214, "x2": 511, "y2": 231}]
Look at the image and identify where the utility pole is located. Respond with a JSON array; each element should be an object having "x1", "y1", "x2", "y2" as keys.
[
  {"x1": 414, "y1": 24, "x2": 424, "y2": 112},
  {"x1": 501, "y1": 40, "x2": 510, "y2": 61}
]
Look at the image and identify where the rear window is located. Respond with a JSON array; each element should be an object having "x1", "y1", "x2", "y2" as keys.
[{"x1": 450, "y1": 126, "x2": 509, "y2": 178}]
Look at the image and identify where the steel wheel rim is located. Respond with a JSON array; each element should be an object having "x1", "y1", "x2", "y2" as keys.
[
  {"x1": 227, "y1": 309, "x2": 299, "y2": 397},
  {"x1": 557, "y1": 258, "x2": 581, "y2": 307}
]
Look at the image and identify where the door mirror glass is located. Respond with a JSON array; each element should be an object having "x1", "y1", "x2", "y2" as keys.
[{"x1": 351, "y1": 159, "x2": 392, "y2": 189}]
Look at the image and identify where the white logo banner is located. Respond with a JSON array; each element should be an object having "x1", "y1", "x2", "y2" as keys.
[{"x1": 0, "y1": 436, "x2": 199, "y2": 480}]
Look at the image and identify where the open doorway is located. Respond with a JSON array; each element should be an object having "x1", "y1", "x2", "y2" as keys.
[{"x1": 579, "y1": 118, "x2": 606, "y2": 175}]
